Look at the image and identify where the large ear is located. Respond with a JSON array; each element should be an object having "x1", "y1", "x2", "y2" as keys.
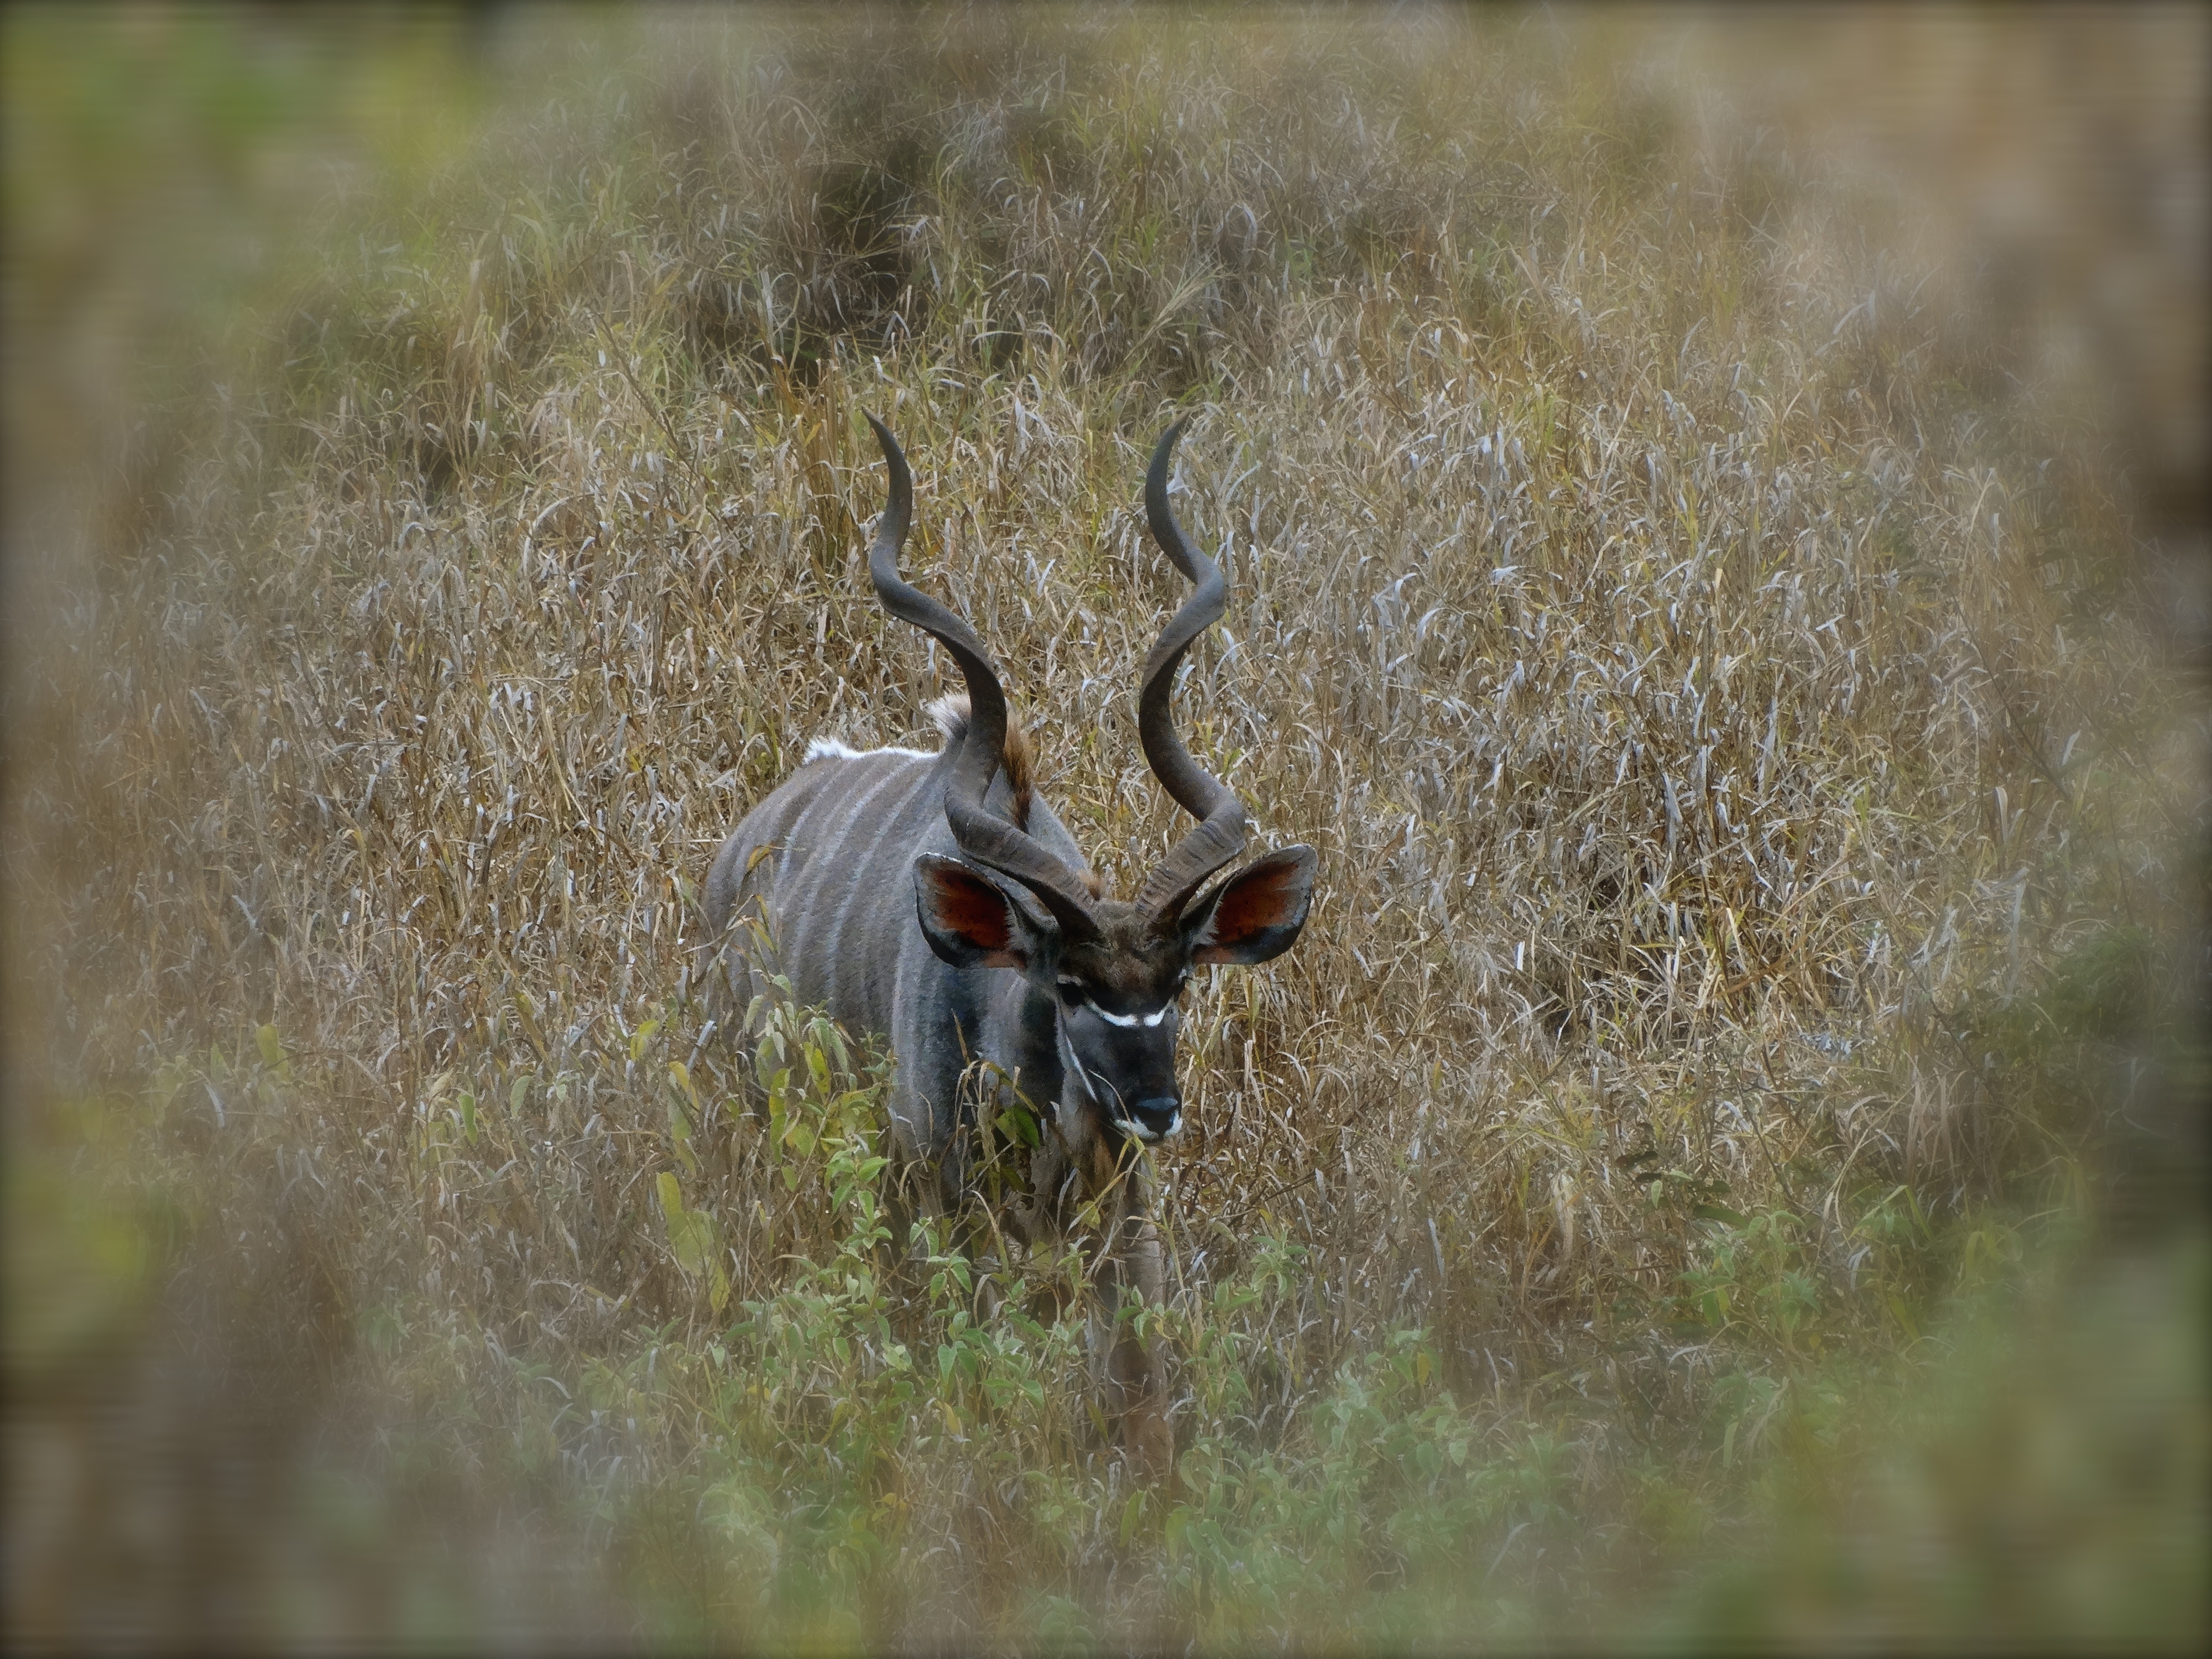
[
  {"x1": 915, "y1": 854, "x2": 1045, "y2": 970},
  {"x1": 1182, "y1": 844, "x2": 1317, "y2": 966}
]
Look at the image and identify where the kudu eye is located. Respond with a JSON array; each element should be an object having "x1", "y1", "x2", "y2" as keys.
[{"x1": 1056, "y1": 979, "x2": 1086, "y2": 1008}]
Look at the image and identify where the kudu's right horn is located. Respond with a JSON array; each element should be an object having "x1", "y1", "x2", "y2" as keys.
[{"x1": 1133, "y1": 421, "x2": 1250, "y2": 922}]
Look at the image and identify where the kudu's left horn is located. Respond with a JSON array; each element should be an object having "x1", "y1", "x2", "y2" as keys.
[{"x1": 862, "y1": 414, "x2": 1103, "y2": 942}]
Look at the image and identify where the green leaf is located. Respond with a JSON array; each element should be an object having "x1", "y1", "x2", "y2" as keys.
[
  {"x1": 670, "y1": 1100, "x2": 699, "y2": 1175},
  {"x1": 1119, "y1": 1489, "x2": 1148, "y2": 1547},
  {"x1": 1163, "y1": 1505, "x2": 1188, "y2": 1557},
  {"x1": 656, "y1": 1172, "x2": 715, "y2": 1276},
  {"x1": 1886, "y1": 1291, "x2": 1920, "y2": 1342}
]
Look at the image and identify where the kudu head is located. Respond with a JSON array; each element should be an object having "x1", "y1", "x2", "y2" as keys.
[{"x1": 862, "y1": 414, "x2": 1317, "y2": 1155}]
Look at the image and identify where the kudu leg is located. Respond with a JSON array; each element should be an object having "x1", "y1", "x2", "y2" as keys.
[{"x1": 1092, "y1": 1212, "x2": 1172, "y2": 1479}]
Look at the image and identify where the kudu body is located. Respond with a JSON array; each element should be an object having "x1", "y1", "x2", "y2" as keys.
[{"x1": 703, "y1": 418, "x2": 1315, "y2": 1473}]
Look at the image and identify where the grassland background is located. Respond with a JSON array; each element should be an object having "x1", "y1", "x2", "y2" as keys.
[{"x1": 4, "y1": 5, "x2": 2206, "y2": 1651}]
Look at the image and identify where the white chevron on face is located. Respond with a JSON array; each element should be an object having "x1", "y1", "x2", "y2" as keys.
[{"x1": 1089, "y1": 1001, "x2": 1171, "y2": 1028}]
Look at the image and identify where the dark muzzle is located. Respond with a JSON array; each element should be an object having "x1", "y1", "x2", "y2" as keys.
[{"x1": 1121, "y1": 1095, "x2": 1182, "y2": 1142}]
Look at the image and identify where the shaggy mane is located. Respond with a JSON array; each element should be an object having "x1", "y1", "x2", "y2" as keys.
[{"x1": 926, "y1": 692, "x2": 1036, "y2": 830}]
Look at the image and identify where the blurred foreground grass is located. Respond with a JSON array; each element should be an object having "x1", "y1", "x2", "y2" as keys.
[{"x1": 5, "y1": 6, "x2": 2205, "y2": 1650}]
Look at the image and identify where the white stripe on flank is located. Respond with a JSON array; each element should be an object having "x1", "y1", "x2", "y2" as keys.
[
  {"x1": 787, "y1": 750, "x2": 922, "y2": 997},
  {"x1": 820, "y1": 759, "x2": 934, "y2": 1010},
  {"x1": 804, "y1": 737, "x2": 935, "y2": 764}
]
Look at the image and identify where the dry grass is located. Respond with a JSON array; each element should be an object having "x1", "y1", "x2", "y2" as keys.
[{"x1": 7, "y1": 7, "x2": 2204, "y2": 1650}]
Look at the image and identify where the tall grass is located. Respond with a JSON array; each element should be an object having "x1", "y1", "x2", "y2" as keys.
[{"x1": 7, "y1": 7, "x2": 2204, "y2": 1650}]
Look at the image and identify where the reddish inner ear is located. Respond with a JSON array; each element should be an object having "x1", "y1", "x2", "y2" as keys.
[
  {"x1": 1209, "y1": 861, "x2": 1303, "y2": 942},
  {"x1": 931, "y1": 867, "x2": 1012, "y2": 951}
]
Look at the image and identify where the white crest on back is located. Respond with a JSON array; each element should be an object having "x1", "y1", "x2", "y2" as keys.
[{"x1": 804, "y1": 736, "x2": 934, "y2": 764}]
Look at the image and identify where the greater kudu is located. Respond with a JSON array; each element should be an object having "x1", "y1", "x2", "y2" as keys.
[{"x1": 703, "y1": 416, "x2": 1316, "y2": 1473}]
